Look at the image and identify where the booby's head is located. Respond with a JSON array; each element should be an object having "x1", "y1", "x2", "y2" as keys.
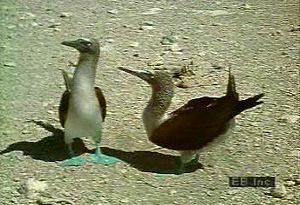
[
  {"x1": 118, "y1": 67, "x2": 174, "y2": 92},
  {"x1": 61, "y1": 38, "x2": 100, "y2": 55}
]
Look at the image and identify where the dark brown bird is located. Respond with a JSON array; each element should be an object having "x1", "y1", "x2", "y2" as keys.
[
  {"x1": 58, "y1": 38, "x2": 118, "y2": 166},
  {"x1": 118, "y1": 67, "x2": 264, "y2": 173}
]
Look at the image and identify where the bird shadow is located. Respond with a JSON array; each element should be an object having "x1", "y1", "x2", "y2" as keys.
[
  {"x1": 0, "y1": 120, "x2": 91, "y2": 162},
  {"x1": 0, "y1": 120, "x2": 202, "y2": 174}
]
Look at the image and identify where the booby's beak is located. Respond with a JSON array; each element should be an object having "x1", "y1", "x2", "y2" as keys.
[
  {"x1": 117, "y1": 67, "x2": 153, "y2": 83},
  {"x1": 61, "y1": 40, "x2": 80, "y2": 50}
]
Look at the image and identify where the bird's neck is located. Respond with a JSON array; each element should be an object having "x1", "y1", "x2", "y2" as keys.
[
  {"x1": 143, "y1": 83, "x2": 174, "y2": 136},
  {"x1": 72, "y1": 53, "x2": 99, "y2": 92}
]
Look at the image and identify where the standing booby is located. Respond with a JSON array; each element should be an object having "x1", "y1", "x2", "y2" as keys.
[
  {"x1": 59, "y1": 38, "x2": 119, "y2": 166},
  {"x1": 118, "y1": 67, "x2": 264, "y2": 173}
]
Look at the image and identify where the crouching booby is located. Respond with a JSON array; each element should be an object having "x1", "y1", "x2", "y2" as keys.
[
  {"x1": 118, "y1": 67, "x2": 264, "y2": 174},
  {"x1": 59, "y1": 38, "x2": 119, "y2": 166}
]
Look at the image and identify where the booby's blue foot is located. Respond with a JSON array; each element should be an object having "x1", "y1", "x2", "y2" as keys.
[
  {"x1": 60, "y1": 144, "x2": 86, "y2": 166},
  {"x1": 90, "y1": 153, "x2": 119, "y2": 165},
  {"x1": 90, "y1": 145, "x2": 119, "y2": 165},
  {"x1": 60, "y1": 156, "x2": 86, "y2": 166}
]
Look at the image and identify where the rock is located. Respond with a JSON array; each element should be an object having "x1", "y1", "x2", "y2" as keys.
[
  {"x1": 286, "y1": 194, "x2": 294, "y2": 200},
  {"x1": 141, "y1": 8, "x2": 162, "y2": 15},
  {"x1": 290, "y1": 26, "x2": 300, "y2": 32},
  {"x1": 20, "y1": 12, "x2": 37, "y2": 20},
  {"x1": 21, "y1": 129, "x2": 31, "y2": 134},
  {"x1": 196, "y1": 10, "x2": 229, "y2": 16},
  {"x1": 147, "y1": 60, "x2": 164, "y2": 66},
  {"x1": 20, "y1": 178, "x2": 48, "y2": 199},
  {"x1": 206, "y1": 10, "x2": 229, "y2": 16},
  {"x1": 169, "y1": 190, "x2": 177, "y2": 195},
  {"x1": 4, "y1": 62, "x2": 16, "y2": 67},
  {"x1": 48, "y1": 22, "x2": 61, "y2": 28},
  {"x1": 240, "y1": 3, "x2": 252, "y2": 10},
  {"x1": 140, "y1": 25, "x2": 154, "y2": 30},
  {"x1": 59, "y1": 12, "x2": 72, "y2": 18},
  {"x1": 270, "y1": 183, "x2": 287, "y2": 198},
  {"x1": 129, "y1": 42, "x2": 139, "y2": 48},
  {"x1": 120, "y1": 198, "x2": 129, "y2": 203},
  {"x1": 280, "y1": 114, "x2": 300, "y2": 124},
  {"x1": 106, "y1": 38, "x2": 115, "y2": 43},
  {"x1": 284, "y1": 180, "x2": 296, "y2": 187},
  {"x1": 107, "y1": 9, "x2": 118, "y2": 14},
  {"x1": 295, "y1": 178, "x2": 300, "y2": 185},
  {"x1": 212, "y1": 64, "x2": 224, "y2": 70},
  {"x1": 31, "y1": 22, "x2": 39, "y2": 27},
  {"x1": 53, "y1": 27, "x2": 60, "y2": 32},
  {"x1": 169, "y1": 43, "x2": 182, "y2": 52},
  {"x1": 142, "y1": 21, "x2": 155, "y2": 26},
  {"x1": 6, "y1": 25, "x2": 16, "y2": 29},
  {"x1": 161, "y1": 35, "x2": 176, "y2": 45}
]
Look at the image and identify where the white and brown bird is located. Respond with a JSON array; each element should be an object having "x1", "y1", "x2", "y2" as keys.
[
  {"x1": 118, "y1": 67, "x2": 264, "y2": 173},
  {"x1": 59, "y1": 38, "x2": 119, "y2": 166}
]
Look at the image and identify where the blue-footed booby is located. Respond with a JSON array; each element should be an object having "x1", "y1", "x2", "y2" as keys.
[
  {"x1": 59, "y1": 38, "x2": 119, "y2": 166},
  {"x1": 118, "y1": 67, "x2": 264, "y2": 174}
]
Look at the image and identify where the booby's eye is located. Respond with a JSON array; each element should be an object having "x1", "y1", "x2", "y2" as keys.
[{"x1": 78, "y1": 38, "x2": 92, "y2": 47}]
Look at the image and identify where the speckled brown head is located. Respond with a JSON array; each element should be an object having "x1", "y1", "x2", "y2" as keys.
[
  {"x1": 61, "y1": 38, "x2": 100, "y2": 55},
  {"x1": 117, "y1": 67, "x2": 174, "y2": 94}
]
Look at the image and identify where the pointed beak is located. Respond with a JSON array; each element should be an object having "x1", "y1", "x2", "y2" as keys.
[
  {"x1": 61, "y1": 40, "x2": 79, "y2": 49},
  {"x1": 117, "y1": 67, "x2": 152, "y2": 82}
]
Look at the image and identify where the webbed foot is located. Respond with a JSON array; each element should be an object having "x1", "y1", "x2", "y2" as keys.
[
  {"x1": 90, "y1": 153, "x2": 119, "y2": 165},
  {"x1": 60, "y1": 156, "x2": 86, "y2": 166},
  {"x1": 90, "y1": 145, "x2": 119, "y2": 165}
]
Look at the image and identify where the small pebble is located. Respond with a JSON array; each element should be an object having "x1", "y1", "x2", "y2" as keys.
[
  {"x1": 142, "y1": 21, "x2": 155, "y2": 26},
  {"x1": 129, "y1": 42, "x2": 139, "y2": 47},
  {"x1": 169, "y1": 190, "x2": 177, "y2": 195},
  {"x1": 284, "y1": 180, "x2": 295, "y2": 187},
  {"x1": 280, "y1": 114, "x2": 300, "y2": 124},
  {"x1": 169, "y1": 43, "x2": 182, "y2": 52},
  {"x1": 161, "y1": 35, "x2": 176, "y2": 45},
  {"x1": 48, "y1": 23, "x2": 61, "y2": 28},
  {"x1": 140, "y1": 25, "x2": 154, "y2": 30},
  {"x1": 4, "y1": 62, "x2": 16, "y2": 67},
  {"x1": 31, "y1": 22, "x2": 39, "y2": 27},
  {"x1": 141, "y1": 8, "x2": 162, "y2": 15},
  {"x1": 106, "y1": 38, "x2": 115, "y2": 43},
  {"x1": 120, "y1": 198, "x2": 129, "y2": 203},
  {"x1": 21, "y1": 130, "x2": 31, "y2": 134},
  {"x1": 107, "y1": 9, "x2": 118, "y2": 14},
  {"x1": 21, "y1": 178, "x2": 48, "y2": 199},
  {"x1": 270, "y1": 183, "x2": 287, "y2": 198},
  {"x1": 60, "y1": 12, "x2": 72, "y2": 18}
]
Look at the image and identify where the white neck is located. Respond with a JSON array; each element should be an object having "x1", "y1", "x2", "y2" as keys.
[{"x1": 72, "y1": 53, "x2": 98, "y2": 93}]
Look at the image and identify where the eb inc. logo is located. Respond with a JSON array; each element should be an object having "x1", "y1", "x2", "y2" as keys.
[{"x1": 229, "y1": 177, "x2": 275, "y2": 187}]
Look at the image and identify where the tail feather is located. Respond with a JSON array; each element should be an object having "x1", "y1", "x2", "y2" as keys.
[
  {"x1": 226, "y1": 67, "x2": 239, "y2": 101},
  {"x1": 234, "y1": 93, "x2": 264, "y2": 116},
  {"x1": 61, "y1": 69, "x2": 73, "y2": 92}
]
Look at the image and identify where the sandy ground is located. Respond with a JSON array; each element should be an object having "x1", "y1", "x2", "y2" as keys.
[{"x1": 0, "y1": 0, "x2": 299, "y2": 204}]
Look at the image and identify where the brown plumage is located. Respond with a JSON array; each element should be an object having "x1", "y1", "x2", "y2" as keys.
[{"x1": 150, "y1": 93, "x2": 264, "y2": 150}]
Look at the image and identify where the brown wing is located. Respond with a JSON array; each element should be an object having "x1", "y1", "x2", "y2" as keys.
[
  {"x1": 58, "y1": 87, "x2": 107, "y2": 127},
  {"x1": 150, "y1": 96, "x2": 236, "y2": 150},
  {"x1": 58, "y1": 90, "x2": 70, "y2": 127},
  {"x1": 95, "y1": 87, "x2": 107, "y2": 121}
]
